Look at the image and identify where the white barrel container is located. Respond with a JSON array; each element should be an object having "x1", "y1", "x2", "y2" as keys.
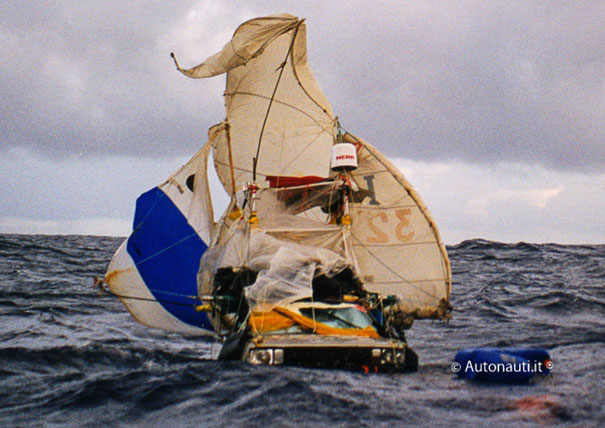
[{"x1": 330, "y1": 143, "x2": 358, "y2": 171}]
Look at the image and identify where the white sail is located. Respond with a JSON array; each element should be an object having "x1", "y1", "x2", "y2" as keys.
[
  {"x1": 172, "y1": 14, "x2": 451, "y2": 321},
  {"x1": 345, "y1": 133, "x2": 451, "y2": 319},
  {"x1": 173, "y1": 14, "x2": 336, "y2": 194}
]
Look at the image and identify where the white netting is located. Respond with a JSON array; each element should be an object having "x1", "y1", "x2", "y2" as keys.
[
  {"x1": 197, "y1": 183, "x2": 352, "y2": 310},
  {"x1": 244, "y1": 232, "x2": 347, "y2": 311}
]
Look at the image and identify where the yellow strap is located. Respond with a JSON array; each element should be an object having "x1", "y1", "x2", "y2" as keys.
[
  {"x1": 250, "y1": 307, "x2": 380, "y2": 338},
  {"x1": 194, "y1": 304, "x2": 213, "y2": 312}
]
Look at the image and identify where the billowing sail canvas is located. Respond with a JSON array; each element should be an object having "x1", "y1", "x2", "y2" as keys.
[
  {"x1": 173, "y1": 14, "x2": 335, "y2": 194},
  {"x1": 172, "y1": 14, "x2": 451, "y2": 320},
  {"x1": 107, "y1": 13, "x2": 452, "y2": 355},
  {"x1": 345, "y1": 133, "x2": 451, "y2": 319},
  {"x1": 105, "y1": 142, "x2": 216, "y2": 334}
]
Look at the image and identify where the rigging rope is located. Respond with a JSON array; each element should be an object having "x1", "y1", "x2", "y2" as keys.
[
  {"x1": 350, "y1": 232, "x2": 445, "y2": 303},
  {"x1": 95, "y1": 277, "x2": 201, "y2": 308},
  {"x1": 131, "y1": 228, "x2": 209, "y2": 268},
  {"x1": 252, "y1": 20, "x2": 302, "y2": 181}
]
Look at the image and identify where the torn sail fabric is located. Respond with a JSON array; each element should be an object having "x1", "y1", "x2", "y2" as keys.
[{"x1": 105, "y1": 143, "x2": 216, "y2": 334}]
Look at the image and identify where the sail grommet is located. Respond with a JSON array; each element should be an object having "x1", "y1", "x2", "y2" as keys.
[
  {"x1": 228, "y1": 207, "x2": 243, "y2": 221},
  {"x1": 341, "y1": 214, "x2": 352, "y2": 225}
]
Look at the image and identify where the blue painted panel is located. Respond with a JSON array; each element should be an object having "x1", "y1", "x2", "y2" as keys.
[
  {"x1": 126, "y1": 187, "x2": 213, "y2": 331},
  {"x1": 454, "y1": 348, "x2": 551, "y2": 383}
]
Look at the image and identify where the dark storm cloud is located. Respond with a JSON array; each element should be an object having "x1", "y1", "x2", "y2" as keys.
[
  {"x1": 1, "y1": 1, "x2": 603, "y2": 172},
  {"x1": 297, "y1": 1, "x2": 605, "y2": 173},
  {"x1": 0, "y1": 1, "x2": 222, "y2": 158}
]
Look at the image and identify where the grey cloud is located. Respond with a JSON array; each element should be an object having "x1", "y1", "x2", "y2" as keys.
[
  {"x1": 298, "y1": 1, "x2": 605, "y2": 172},
  {"x1": 1, "y1": 1, "x2": 214, "y2": 158},
  {"x1": 1, "y1": 1, "x2": 603, "y2": 172}
]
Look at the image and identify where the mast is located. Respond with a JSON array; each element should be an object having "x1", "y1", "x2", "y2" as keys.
[{"x1": 330, "y1": 121, "x2": 360, "y2": 273}]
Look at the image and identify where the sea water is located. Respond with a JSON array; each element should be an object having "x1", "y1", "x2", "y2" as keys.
[{"x1": 0, "y1": 234, "x2": 603, "y2": 427}]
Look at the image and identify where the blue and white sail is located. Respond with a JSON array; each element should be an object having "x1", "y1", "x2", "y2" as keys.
[{"x1": 105, "y1": 142, "x2": 216, "y2": 334}]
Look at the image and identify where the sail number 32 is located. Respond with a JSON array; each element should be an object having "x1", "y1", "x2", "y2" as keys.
[{"x1": 364, "y1": 208, "x2": 415, "y2": 244}]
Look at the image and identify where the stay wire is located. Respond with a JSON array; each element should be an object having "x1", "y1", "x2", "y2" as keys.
[
  {"x1": 95, "y1": 279, "x2": 202, "y2": 308},
  {"x1": 349, "y1": 232, "x2": 444, "y2": 303},
  {"x1": 130, "y1": 228, "x2": 210, "y2": 269},
  {"x1": 252, "y1": 21, "x2": 302, "y2": 181}
]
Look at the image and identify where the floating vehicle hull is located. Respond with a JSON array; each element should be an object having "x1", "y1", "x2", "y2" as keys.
[
  {"x1": 222, "y1": 333, "x2": 418, "y2": 372},
  {"x1": 104, "y1": 14, "x2": 452, "y2": 373}
]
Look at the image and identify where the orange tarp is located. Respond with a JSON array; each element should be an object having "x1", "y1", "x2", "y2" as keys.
[{"x1": 249, "y1": 306, "x2": 380, "y2": 338}]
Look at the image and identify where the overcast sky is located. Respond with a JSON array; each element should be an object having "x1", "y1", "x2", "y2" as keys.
[{"x1": 1, "y1": 1, "x2": 603, "y2": 244}]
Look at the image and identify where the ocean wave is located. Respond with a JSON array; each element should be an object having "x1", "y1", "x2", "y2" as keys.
[{"x1": 0, "y1": 234, "x2": 603, "y2": 427}]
